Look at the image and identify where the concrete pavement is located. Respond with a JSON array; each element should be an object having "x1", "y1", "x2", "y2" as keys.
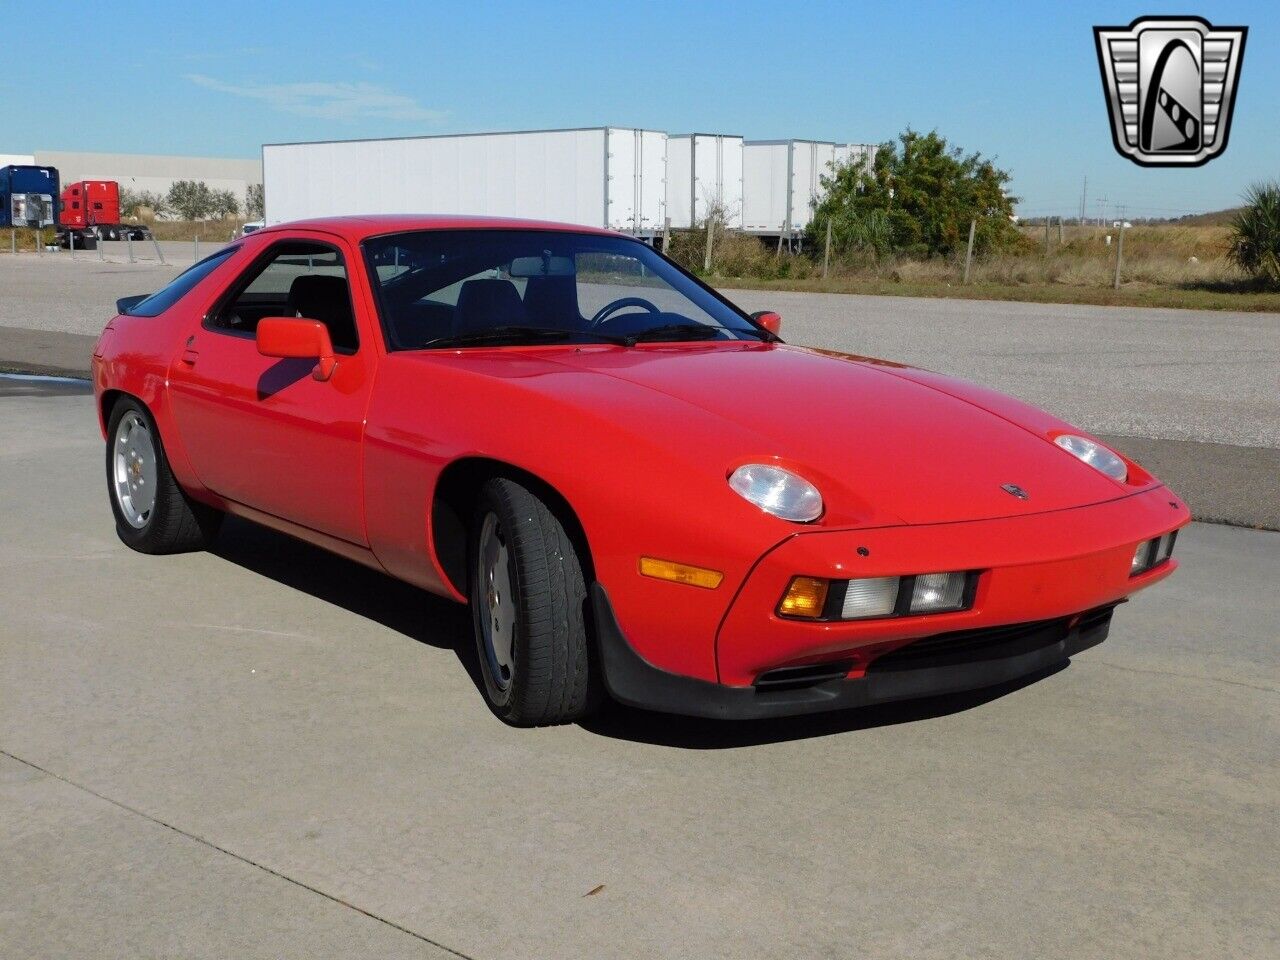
[
  {"x1": 2, "y1": 388, "x2": 1277, "y2": 959},
  {"x1": 2, "y1": 254, "x2": 1277, "y2": 446}
]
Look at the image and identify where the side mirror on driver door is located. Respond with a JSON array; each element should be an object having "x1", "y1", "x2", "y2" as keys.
[
  {"x1": 751, "y1": 310, "x2": 782, "y2": 337},
  {"x1": 256, "y1": 317, "x2": 337, "y2": 381}
]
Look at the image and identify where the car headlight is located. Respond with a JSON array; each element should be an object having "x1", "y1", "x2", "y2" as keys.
[
  {"x1": 1053, "y1": 434, "x2": 1128, "y2": 482},
  {"x1": 728, "y1": 464, "x2": 823, "y2": 522}
]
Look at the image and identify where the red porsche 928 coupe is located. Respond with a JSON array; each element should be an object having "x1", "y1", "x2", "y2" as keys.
[{"x1": 93, "y1": 216, "x2": 1189, "y2": 726}]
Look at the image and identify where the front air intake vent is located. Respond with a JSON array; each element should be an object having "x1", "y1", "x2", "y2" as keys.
[{"x1": 754, "y1": 660, "x2": 854, "y2": 690}]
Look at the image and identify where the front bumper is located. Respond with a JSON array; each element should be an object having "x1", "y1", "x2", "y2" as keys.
[
  {"x1": 596, "y1": 486, "x2": 1189, "y2": 718},
  {"x1": 593, "y1": 583, "x2": 1116, "y2": 720}
]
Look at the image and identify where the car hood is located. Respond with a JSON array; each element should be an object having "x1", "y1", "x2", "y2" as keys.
[{"x1": 540, "y1": 342, "x2": 1128, "y2": 527}]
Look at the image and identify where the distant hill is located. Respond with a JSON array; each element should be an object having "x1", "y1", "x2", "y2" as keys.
[{"x1": 1176, "y1": 207, "x2": 1243, "y2": 226}]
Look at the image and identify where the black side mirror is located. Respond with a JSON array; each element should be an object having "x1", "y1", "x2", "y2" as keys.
[{"x1": 116, "y1": 294, "x2": 148, "y2": 315}]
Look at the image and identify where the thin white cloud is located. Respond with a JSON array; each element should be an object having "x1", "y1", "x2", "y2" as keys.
[{"x1": 185, "y1": 73, "x2": 446, "y2": 123}]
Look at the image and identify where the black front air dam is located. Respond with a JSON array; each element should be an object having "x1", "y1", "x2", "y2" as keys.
[{"x1": 590, "y1": 584, "x2": 1114, "y2": 721}]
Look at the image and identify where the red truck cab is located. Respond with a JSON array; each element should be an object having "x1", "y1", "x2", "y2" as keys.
[{"x1": 60, "y1": 180, "x2": 121, "y2": 232}]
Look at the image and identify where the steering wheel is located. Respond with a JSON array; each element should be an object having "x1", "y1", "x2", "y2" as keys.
[{"x1": 590, "y1": 296, "x2": 662, "y2": 328}]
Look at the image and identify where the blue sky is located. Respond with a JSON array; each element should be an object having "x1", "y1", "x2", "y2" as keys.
[{"x1": 5, "y1": 1, "x2": 1275, "y2": 218}]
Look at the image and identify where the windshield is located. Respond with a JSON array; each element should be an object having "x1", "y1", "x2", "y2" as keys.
[{"x1": 362, "y1": 230, "x2": 766, "y2": 350}]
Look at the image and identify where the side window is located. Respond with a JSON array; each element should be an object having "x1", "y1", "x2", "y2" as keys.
[
  {"x1": 127, "y1": 247, "x2": 238, "y2": 317},
  {"x1": 208, "y1": 241, "x2": 359, "y2": 353}
]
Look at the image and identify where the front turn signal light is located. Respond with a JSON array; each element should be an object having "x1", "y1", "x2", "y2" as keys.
[
  {"x1": 778, "y1": 576, "x2": 830, "y2": 619},
  {"x1": 639, "y1": 557, "x2": 724, "y2": 589}
]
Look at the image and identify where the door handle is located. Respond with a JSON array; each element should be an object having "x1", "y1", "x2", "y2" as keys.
[{"x1": 181, "y1": 334, "x2": 198, "y2": 365}]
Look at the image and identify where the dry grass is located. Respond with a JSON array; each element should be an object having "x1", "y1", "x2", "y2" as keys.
[
  {"x1": 671, "y1": 223, "x2": 1279, "y2": 312},
  {"x1": 0, "y1": 227, "x2": 55, "y2": 252},
  {"x1": 0, "y1": 217, "x2": 247, "y2": 251},
  {"x1": 143, "y1": 218, "x2": 247, "y2": 242}
]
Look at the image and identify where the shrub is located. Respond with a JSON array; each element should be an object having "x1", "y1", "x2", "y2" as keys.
[
  {"x1": 810, "y1": 128, "x2": 1021, "y2": 259},
  {"x1": 1228, "y1": 182, "x2": 1280, "y2": 286}
]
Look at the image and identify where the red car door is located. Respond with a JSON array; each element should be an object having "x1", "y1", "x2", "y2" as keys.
[{"x1": 167, "y1": 232, "x2": 377, "y2": 545}]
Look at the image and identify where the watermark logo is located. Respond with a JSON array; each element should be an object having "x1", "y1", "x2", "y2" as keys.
[{"x1": 1094, "y1": 16, "x2": 1247, "y2": 167}]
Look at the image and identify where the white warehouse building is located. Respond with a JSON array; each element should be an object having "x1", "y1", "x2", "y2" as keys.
[{"x1": 30, "y1": 150, "x2": 262, "y2": 207}]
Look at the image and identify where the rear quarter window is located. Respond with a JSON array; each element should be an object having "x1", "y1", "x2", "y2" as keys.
[{"x1": 125, "y1": 246, "x2": 239, "y2": 317}]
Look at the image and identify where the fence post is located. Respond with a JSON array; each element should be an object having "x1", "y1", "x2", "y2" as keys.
[
  {"x1": 70, "y1": 230, "x2": 77, "y2": 260},
  {"x1": 703, "y1": 217, "x2": 714, "y2": 272},
  {"x1": 1058, "y1": 217, "x2": 1064, "y2": 245},
  {"x1": 661, "y1": 216, "x2": 670, "y2": 255},
  {"x1": 150, "y1": 235, "x2": 166, "y2": 265},
  {"x1": 1113, "y1": 222, "x2": 1126, "y2": 289},
  {"x1": 193, "y1": 236, "x2": 200, "y2": 262},
  {"x1": 127, "y1": 234, "x2": 135, "y2": 263},
  {"x1": 36, "y1": 228, "x2": 42, "y2": 257},
  {"x1": 963, "y1": 219, "x2": 976, "y2": 284},
  {"x1": 1044, "y1": 218, "x2": 1050, "y2": 253},
  {"x1": 822, "y1": 219, "x2": 833, "y2": 279},
  {"x1": 96, "y1": 231, "x2": 104, "y2": 261}
]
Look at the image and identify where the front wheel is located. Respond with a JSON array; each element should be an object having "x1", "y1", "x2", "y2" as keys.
[
  {"x1": 105, "y1": 398, "x2": 222, "y2": 553},
  {"x1": 469, "y1": 478, "x2": 600, "y2": 726}
]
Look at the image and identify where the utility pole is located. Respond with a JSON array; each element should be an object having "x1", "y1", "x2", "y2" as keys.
[{"x1": 1095, "y1": 196, "x2": 1108, "y2": 229}]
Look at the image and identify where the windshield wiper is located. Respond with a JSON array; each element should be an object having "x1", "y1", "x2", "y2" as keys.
[
  {"x1": 623, "y1": 323, "x2": 727, "y2": 346},
  {"x1": 423, "y1": 326, "x2": 630, "y2": 348}
]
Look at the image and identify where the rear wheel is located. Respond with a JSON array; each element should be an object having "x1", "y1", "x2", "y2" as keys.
[
  {"x1": 469, "y1": 478, "x2": 599, "y2": 726},
  {"x1": 105, "y1": 398, "x2": 221, "y2": 553}
]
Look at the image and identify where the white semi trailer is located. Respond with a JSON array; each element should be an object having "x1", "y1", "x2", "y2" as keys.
[
  {"x1": 262, "y1": 127, "x2": 668, "y2": 234},
  {"x1": 664, "y1": 134, "x2": 744, "y2": 229},
  {"x1": 741, "y1": 140, "x2": 877, "y2": 237}
]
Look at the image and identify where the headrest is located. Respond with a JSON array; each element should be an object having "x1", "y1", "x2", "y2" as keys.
[{"x1": 454, "y1": 278, "x2": 527, "y2": 333}]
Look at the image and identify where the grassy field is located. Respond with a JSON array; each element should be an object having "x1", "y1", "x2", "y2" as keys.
[{"x1": 674, "y1": 223, "x2": 1280, "y2": 313}]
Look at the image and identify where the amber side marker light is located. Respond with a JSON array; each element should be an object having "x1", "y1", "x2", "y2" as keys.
[
  {"x1": 639, "y1": 557, "x2": 724, "y2": 589},
  {"x1": 778, "y1": 576, "x2": 830, "y2": 619}
]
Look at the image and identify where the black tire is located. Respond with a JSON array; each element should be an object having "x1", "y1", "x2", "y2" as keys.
[
  {"x1": 105, "y1": 397, "x2": 222, "y2": 554},
  {"x1": 469, "y1": 478, "x2": 600, "y2": 726}
]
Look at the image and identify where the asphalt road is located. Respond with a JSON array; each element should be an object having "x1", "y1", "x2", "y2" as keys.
[
  {"x1": 2, "y1": 385, "x2": 1278, "y2": 959},
  {"x1": 1, "y1": 252, "x2": 1277, "y2": 447}
]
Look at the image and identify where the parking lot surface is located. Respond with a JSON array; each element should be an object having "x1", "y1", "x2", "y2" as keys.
[
  {"x1": 2, "y1": 386, "x2": 1277, "y2": 959},
  {"x1": 1, "y1": 253, "x2": 1277, "y2": 448}
]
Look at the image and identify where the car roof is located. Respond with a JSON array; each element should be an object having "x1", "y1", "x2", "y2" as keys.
[{"x1": 254, "y1": 214, "x2": 621, "y2": 241}]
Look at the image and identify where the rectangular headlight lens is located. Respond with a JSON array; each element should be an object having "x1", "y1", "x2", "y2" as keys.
[
  {"x1": 908, "y1": 572, "x2": 968, "y2": 613},
  {"x1": 841, "y1": 576, "x2": 900, "y2": 620},
  {"x1": 1131, "y1": 532, "x2": 1176, "y2": 577},
  {"x1": 1131, "y1": 541, "x2": 1155, "y2": 573}
]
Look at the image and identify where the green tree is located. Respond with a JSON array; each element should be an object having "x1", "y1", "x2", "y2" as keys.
[
  {"x1": 210, "y1": 189, "x2": 240, "y2": 218},
  {"x1": 138, "y1": 191, "x2": 169, "y2": 217},
  {"x1": 166, "y1": 180, "x2": 215, "y2": 221},
  {"x1": 810, "y1": 129, "x2": 1020, "y2": 259},
  {"x1": 245, "y1": 183, "x2": 264, "y2": 220},
  {"x1": 119, "y1": 188, "x2": 145, "y2": 219},
  {"x1": 1228, "y1": 181, "x2": 1280, "y2": 286}
]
